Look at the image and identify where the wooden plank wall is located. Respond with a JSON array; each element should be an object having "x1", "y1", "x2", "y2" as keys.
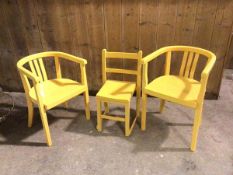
[{"x1": 0, "y1": 0, "x2": 233, "y2": 98}]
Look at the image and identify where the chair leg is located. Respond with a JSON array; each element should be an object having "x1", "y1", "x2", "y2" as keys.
[
  {"x1": 125, "y1": 103, "x2": 130, "y2": 136},
  {"x1": 96, "y1": 98, "x2": 102, "y2": 132},
  {"x1": 104, "y1": 102, "x2": 109, "y2": 114},
  {"x1": 84, "y1": 90, "x2": 90, "y2": 120},
  {"x1": 38, "y1": 106, "x2": 52, "y2": 146},
  {"x1": 191, "y1": 105, "x2": 203, "y2": 151},
  {"x1": 141, "y1": 93, "x2": 147, "y2": 131},
  {"x1": 199, "y1": 109, "x2": 203, "y2": 127},
  {"x1": 160, "y1": 99, "x2": 165, "y2": 113},
  {"x1": 27, "y1": 99, "x2": 34, "y2": 128},
  {"x1": 136, "y1": 94, "x2": 140, "y2": 117}
]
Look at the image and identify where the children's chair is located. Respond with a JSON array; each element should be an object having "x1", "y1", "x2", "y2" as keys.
[
  {"x1": 17, "y1": 51, "x2": 90, "y2": 146},
  {"x1": 141, "y1": 46, "x2": 216, "y2": 151},
  {"x1": 96, "y1": 49, "x2": 142, "y2": 136}
]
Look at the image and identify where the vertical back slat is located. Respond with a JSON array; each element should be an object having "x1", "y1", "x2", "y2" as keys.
[
  {"x1": 54, "y1": 56, "x2": 62, "y2": 78},
  {"x1": 179, "y1": 51, "x2": 188, "y2": 76},
  {"x1": 38, "y1": 58, "x2": 48, "y2": 80},
  {"x1": 136, "y1": 50, "x2": 142, "y2": 89},
  {"x1": 184, "y1": 52, "x2": 194, "y2": 77},
  {"x1": 29, "y1": 61, "x2": 37, "y2": 77},
  {"x1": 33, "y1": 59, "x2": 43, "y2": 81},
  {"x1": 189, "y1": 53, "x2": 199, "y2": 78},
  {"x1": 102, "y1": 49, "x2": 107, "y2": 83},
  {"x1": 165, "y1": 51, "x2": 171, "y2": 75}
]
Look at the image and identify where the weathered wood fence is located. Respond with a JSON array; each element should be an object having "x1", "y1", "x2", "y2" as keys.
[{"x1": 0, "y1": 0, "x2": 233, "y2": 98}]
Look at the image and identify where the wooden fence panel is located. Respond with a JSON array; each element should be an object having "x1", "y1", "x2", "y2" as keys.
[{"x1": 0, "y1": 0, "x2": 232, "y2": 98}]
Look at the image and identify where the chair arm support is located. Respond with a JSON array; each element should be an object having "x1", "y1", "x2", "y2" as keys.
[
  {"x1": 198, "y1": 55, "x2": 216, "y2": 100},
  {"x1": 201, "y1": 55, "x2": 216, "y2": 80},
  {"x1": 80, "y1": 63, "x2": 88, "y2": 86},
  {"x1": 141, "y1": 48, "x2": 168, "y2": 89},
  {"x1": 17, "y1": 66, "x2": 40, "y2": 83},
  {"x1": 141, "y1": 47, "x2": 168, "y2": 64},
  {"x1": 58, "y1": 52, "x2": 87, "y2": 65}
]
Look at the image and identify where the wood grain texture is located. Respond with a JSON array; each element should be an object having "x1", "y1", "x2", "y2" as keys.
[
  {"x1": 0, "y1": 0, "x2": 232, "y2": 98},
  {"x1": 139, "y1": 0, "x2": 158, "y2": 81},
  {"x1": 83, "y1": 0, "x2": 105, "y2": 89},
  {"x1": 103, "y1": 0, "x2": 123, "y2": 81}
]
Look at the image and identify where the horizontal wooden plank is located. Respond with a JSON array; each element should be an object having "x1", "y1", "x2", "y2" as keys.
[
  {"x1": 106, "y1": 68, "x2": 138, "y2": 75},
  {"x1": 101, "y1": 114, "x2": 125, "y2": 122},
  {"x1": 0, "y1": 0, "x2": 232, "y2": 97},
  {"x1": 106, "y1": 52, "x2": 139, "y2": 59}
]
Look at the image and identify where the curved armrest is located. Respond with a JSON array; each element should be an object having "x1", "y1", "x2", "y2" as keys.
[
  {"x1": 201, "y1": 55, "x2": 216, "y2": 80},
  {"x1": 198, "y1": 54, "x2": 216, "y2": 100},
  {"x1": 17, "y1": 65, "x2": 40, "y2": 83},
  {"x1": 57, "y1": 52, "x2": 87, "y2": 65},
  {"x1": 141, "y1": 48, "x2": 168, "y2": 89},
  {"x1": 141, "y1": 47, "x2": 168, "y2": 64}
]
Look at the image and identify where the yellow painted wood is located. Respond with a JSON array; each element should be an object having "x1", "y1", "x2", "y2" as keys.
[
  {"x1": 96, "y1": 98, "x2": 102, "y2": 131},
  {"x1": 34, "y1": 82, "x2": 52, "y2": 146},
  {"x1": 101, "y1": 114, "x2": 125, "y2": 122},
  {"x1": 29, "y1": 60, "x2": 37, "y2": 78},
  {"x1": 191, "y1": 104, "x2": 202, "y2": 151},
  {"x1": 104, "y1": 102, "x2": 109, "y2": 113},
  {"x1": 125, "y1": 103, "x2": 130, "y2": 136},
  {"x1": 38, "y1": 105, "x2": 52, "y2": 146},
  {"x1": 145, "y1": 75, "x2": 201, "y2": 108},
  {"x1": 102, "y1": 49, "x2": 107, "y2": 83},
  {"x1": 160, "y1": 99, "x2": 165, "y2": 113},
  {"x1": 96, "y1": 80, "x2": 136, "y2": 103},
  {"x1": 96, "y1": 49, "x2": 142, "y2": 136},
  {"x1": 54, "y1": 56, "x2": 62, "y2": 79},
  {"x1": 80, "y1": 63, "x2": 91, "y2": 120},
  {"x1": 141, "y1": 46, "x2": 216, "y2": 151},
  {"x1": 105, "y1": 51, "x2": 138, "y2": 59},
  {"x1": 17, "y1": 51, "x2": 90, "y2": 146},
  {"x1": 38, "y1": 58, "x2": 48, "y2": 80},
  {"x1": 26, "y1": 98, "x2": 34, "y2": 128},
  {"x1": 136, "y1": 51, "x2": 142, "y2": 117},
  {"x1": 189, "y1": 53, "x2": 199, "y2": 78},
  {"x1": 165, "y1": 51, "x2": 171, "y2": 75},
  {"x1": 141, "y1": 93, "x2": 147, "y2": 131},
  {"x1": 179, "y1": 51, "x2": 189, "y2": 76},
  {"x1": 84, "y1": 90, "x2": 90, "y2": 120},
  {"x1": 184, "y1": 52, "x2": 194, "y2": 78},
  {"x1": 33, "y1": 59, "x2": 43, "y2": 82},
  {"x1": 106, "y1": 68, "x2": 138, "y2": 75}
]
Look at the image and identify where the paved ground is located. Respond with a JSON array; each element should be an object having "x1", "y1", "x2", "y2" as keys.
[{"x1": 0, "y1": 70, "x2": 232, "y2": 175}]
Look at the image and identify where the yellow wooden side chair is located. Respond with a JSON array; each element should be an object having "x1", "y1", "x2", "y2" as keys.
[
  {"x1": 141, "y1": 46, "x2": 216, "y2": 151},
  {"x1": 96, "y1": 49, "x2": 142, "y2": 136},
  {"x1": 17, "y1": 51, "x2": 90, "y2": 146}
]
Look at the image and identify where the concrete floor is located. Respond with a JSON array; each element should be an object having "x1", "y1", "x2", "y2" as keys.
[{"x1": 0, "y1": 70, "x2": 233, "y2": 175}]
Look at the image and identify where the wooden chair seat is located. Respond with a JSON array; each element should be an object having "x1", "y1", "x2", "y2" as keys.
[
  {"x1": 96, "y1": 80, "x2": 136, "y2": 103},
  {"x1": 145, "y1": 75, "x2": 201, "y2": 108},
  {"x1": 29, "y1": 78, "x2": 86, "y2": 110}
]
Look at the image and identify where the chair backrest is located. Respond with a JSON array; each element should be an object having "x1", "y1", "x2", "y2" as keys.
[
  {"x1": 17, "y1": 51, "x2": 87, "y2": 93},
  {"x1": 102, "y1": 49, "x2": 142, "y2": 85},
  {"x1": 156, "y1": 46, "x2": 216, "y2": 80}
]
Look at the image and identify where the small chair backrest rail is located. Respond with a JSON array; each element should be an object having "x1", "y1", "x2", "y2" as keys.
[{"x1": 102, "y1": 49, "x2": 142, "y2": 87}]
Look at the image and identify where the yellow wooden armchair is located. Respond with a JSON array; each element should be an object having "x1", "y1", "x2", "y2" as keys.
[
  {"x1": 141, "y1": 46, "x2": 216, "y2": 151},
  {"x1": 17, "y1": 51, "x2": 90, "y2": 146},
  {"x1": 96, "y1": 49, "x2": 142, "y2": 136}
]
